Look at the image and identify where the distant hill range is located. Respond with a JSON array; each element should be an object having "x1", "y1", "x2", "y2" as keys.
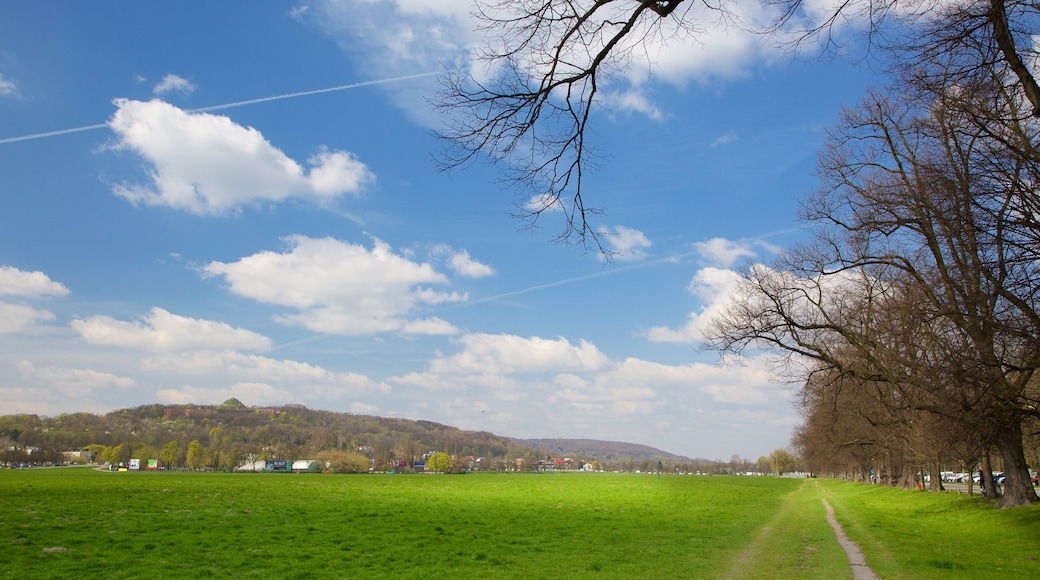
[
  {"x1": 511, "y1": 438, "x2": 698, "y2": 463},
  {"x1": 1, "y1": 400, "x2": 708, "y2": 468}
]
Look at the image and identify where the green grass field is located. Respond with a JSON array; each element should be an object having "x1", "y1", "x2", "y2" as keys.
[{"x1": 1, "y1": 469, "x2": 1037, "y2": 579}]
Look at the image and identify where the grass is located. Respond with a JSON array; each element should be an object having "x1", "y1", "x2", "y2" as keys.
[
  {"x1": 1, "y1": 468, "x2": 801, "y2": 579},
  {"x1": 819, "y1": 478, "x2": 1040, "y2": 579},
  {"x1": 722, "y1": 477, "x2": 852, "y2": 579},
  {"x1": 2, "y1": 469, "x2": 1038, "y2": 579}
]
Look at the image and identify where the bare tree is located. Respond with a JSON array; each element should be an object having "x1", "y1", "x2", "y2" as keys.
[
  {"x1": 437, "y1": 1, "x2": 1040, "y2": 245},
  {"x1": 436, "y1": 0, "x2": 728, "y2": 249},
  {"x1": 708, "y1": 64, "x2": 1040, "y2": 505}
]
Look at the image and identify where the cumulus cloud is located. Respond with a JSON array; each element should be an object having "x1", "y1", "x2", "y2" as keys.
[
  {"x1": 694, "y1": 237, "x2": 758, "y2": 268},
  {"x1": 598, "y1": 225, "x2": 652, "y2": 261},
  {"x1": 429, "y1": 333, "x2": 611, "y2": 376},
  {"x1": 646, "y1": 266, "x2": 743, "y2": 343},
  {"x1": 0, "y1": 265, "x2": 70, "y2": 298},
  {"x1": 143, "y1": 350, "x2": 390, "y2": 398},
  {"x1": 524, "y1": 193, "x2": 565, "y2": 214},
  {"x1": 300, "y1": 0, "x2": 791, "y2": 127},
  {"x1": 0, "y1": 302, "x2": 56, "y2": 334},
  {"x1": 294, "y1": 0, "x2": 475, "y2": 125},
  {"x1": 401, "y1": 317, "x2": 458, "y2": 335},
  {"x1": 17, "y1": 360, "x2": 136, "y2": 391},
  {"x1": 153, "y1": 74, "x2": 196, "y2": 96},
  {"x1": 0, "y1": 266, "x2": 67, "y2": 334},
  {"x1": 430, "y1": 245, "x2": 495, "y2": 278},
  {"x1": 107, "y1": 99, "x2": 374, "y2": 214},
  {"x1": 71, "y1": 307, "x2": 273, "y2": 353},
  {"x1": 450, "y1": 251, "x2": 495, "y2": 277},
  {"x1": 203, "y1": 235, "x2": 465, "y2": 335},
  {"x1": 307, "y1": 1, "x2": 478, "y2": 66},
  {"x1": 391, "y1": 331, "x2": 787, "y2": 423},
  {"x1": 0, "y1": 386, "x2": 106, "y2": 416},
  {"x1": 391, "y1": 333, "x2": 613, "y2": 396},
  {"x1": 600, "y1": 89, "x2": 664, "y2": 120}
]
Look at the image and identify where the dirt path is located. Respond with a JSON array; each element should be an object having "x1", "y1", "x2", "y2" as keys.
[
  {"x1": 723, "y1": 480, "x2": 883, "y2": 579},
  {"x1": 822, "y1": 498, "x2": 880, "y2": 580}
]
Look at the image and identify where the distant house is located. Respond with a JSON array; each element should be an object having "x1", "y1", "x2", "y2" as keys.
[
  {"x1": 292, "y1": 460, "x2": 320, "y2": 473},
  {"x1": 62, "y1": 450, "x2": 87, "y2": 464},
  {"x1": 537, "y1": 457, "x2": 577, "y2": 471},
  {"x1": 237, "y1": 460, "x2": 267, "y2": 472}
]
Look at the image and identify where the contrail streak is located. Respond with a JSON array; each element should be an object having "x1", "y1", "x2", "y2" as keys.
[
  {"x1": 0, "y1": 72, "x2": 437, "y2": 145},
  {"x1": 467, "y1": 256, "x2": 681, "y2": 306},
  {"x1": 189, "y1": 72, "x2": 437, "y2": 113},
  {"x1": 0, "y1": 124, "x2": 108, "y2": 144}
]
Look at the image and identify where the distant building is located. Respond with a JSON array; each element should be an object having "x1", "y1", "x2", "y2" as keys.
[{"x1": 292, "y1": 460, "x2": 320, "y2": 472}]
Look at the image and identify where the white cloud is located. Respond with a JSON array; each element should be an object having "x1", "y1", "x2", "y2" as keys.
[
  {"x1": 0, "y1": 265, "x2": 66, "y2": 333},
  {"x1": 448, "y1": 250, "x2": 495, "y2": 278},
  {"x1": 694, "y1": 237, "x2": 758, "y2": 268},
  {"x1": 143, "y1": 350, "x2": 391, "y2": 399},
  {"x1": 711, "y1": 131, "x2": 737, "y2": 148},
  {"x1": 299, "y1": 0, "x2": 862, "y2": 132},
  {"x1": 0, "y1": 72, "x2": 18, "y2": 97},
  {"x1": 0, "y1": 386, "x2": 105, "y2": 416},
  {"x1": 430, "y1": 245, "x2": 495, "y2": 278},
  {"x1": 524, "y1": 193, "x2": 565, "y2": 213},
  {"x1": 307, "y1": 0, "x2": 476, "y2": 67},
  {"x1": 635, "y1": 4, "x2": 775, "y2": 87},
  {"x1": 71, "y1": 307, "x2": 273, "y2": 353},
  {"x1": 152, "y1": 74, "x2": 196, "y2": 96},
  {"x1": 297, "y1": 0, "x2": 474, "y2": 126},
  {"x1": 600, "y1": 89, "x2": 664, "y2": 120},
  {"x1": 426, "y1": 333, "x2": 612, "y2": 376},
  {"x1": 0, "y1": 302, "x2": 56, "y2": 334},
  {"x1": 598, "y1": 225, "x2": 652, "y2": 261},
  {"x1": 203, "y1": 235, "x2": 465, "y2": 335},
  {"x1": 17, "y1": 360, "x2": 136, "y2": 391},
  {"x1": 107, "y1": 98, "x2": 374, "y2": 214},
  {"x1": 400, "y1": 317, "x2": 459, "y2": 335},
  {"x1": 646, "y1": 267, "x2": 743, "y2": 343},
  {"x1": 390, "y1": 331, "x2": 789, "y2": 438},
  {"x1": 0, "y1": 265, "x2": 69, "y2": 298}
]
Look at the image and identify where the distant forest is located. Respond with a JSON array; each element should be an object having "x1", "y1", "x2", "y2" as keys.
[{"x1": 0, "y1": 400, "x2": 734, "y2": 473}]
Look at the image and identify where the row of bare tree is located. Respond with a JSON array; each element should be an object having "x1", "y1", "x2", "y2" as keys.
[
  {"x1": 437, "y1": 2, "x2": 1040, "y2": 506},
  {"x1": 705, "y1": 20, "x2": 1040, "y2": 506}
]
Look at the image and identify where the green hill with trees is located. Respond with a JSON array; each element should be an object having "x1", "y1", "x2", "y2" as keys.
[{"x1": 0, "y1": 402, "x2": 720, "y2": 473}]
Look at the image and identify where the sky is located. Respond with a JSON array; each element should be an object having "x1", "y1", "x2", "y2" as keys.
[{"x1": 0, "y1": 1, "x2": 884, "y2": 460}]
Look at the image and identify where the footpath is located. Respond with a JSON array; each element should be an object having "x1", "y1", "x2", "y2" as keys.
[
  {"x1": 723, "y1": 479, "x2": 881, "y2": 579},
  {"x1": 822, "y1": 497, "x2": 879, "y2": 580}
]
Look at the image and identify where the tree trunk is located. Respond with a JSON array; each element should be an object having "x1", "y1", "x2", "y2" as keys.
[
  {"x1": 982, "y1": 454, "x2": 1001, "y2": 500},
  {"x1": 901, "y1": 464, "x2": 916, "y2": 489},
  {"x1": 929, "y1": 458, "x2": 944, "y2": 492},
  {"x1": 994, "y1": 427, "x2": 1038, "y2": 507}
]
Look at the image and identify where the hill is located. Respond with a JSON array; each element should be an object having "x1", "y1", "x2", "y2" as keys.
[
  {"x1": 0, "y1": 403, "x2": 712, "y2": 472},
  {"x1": 511, "y1": 438, "x2": 698, "y2": 463}
]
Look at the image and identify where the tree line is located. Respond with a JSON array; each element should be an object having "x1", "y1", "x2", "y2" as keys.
[
  {"x1": 437, "y1": 1, "x2": 1040, "y2": 505},
  {"x1": 703, "y1": 10, "x2": 1040, "y2": 505},
  {"x1": 0, "y1": 401, "x2": 797, "y2": 475}
]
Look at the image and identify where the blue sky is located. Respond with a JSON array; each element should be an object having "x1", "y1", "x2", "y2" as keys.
[{"x1": 0, "y1": 1, "x2": 881, "y2": 460}]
